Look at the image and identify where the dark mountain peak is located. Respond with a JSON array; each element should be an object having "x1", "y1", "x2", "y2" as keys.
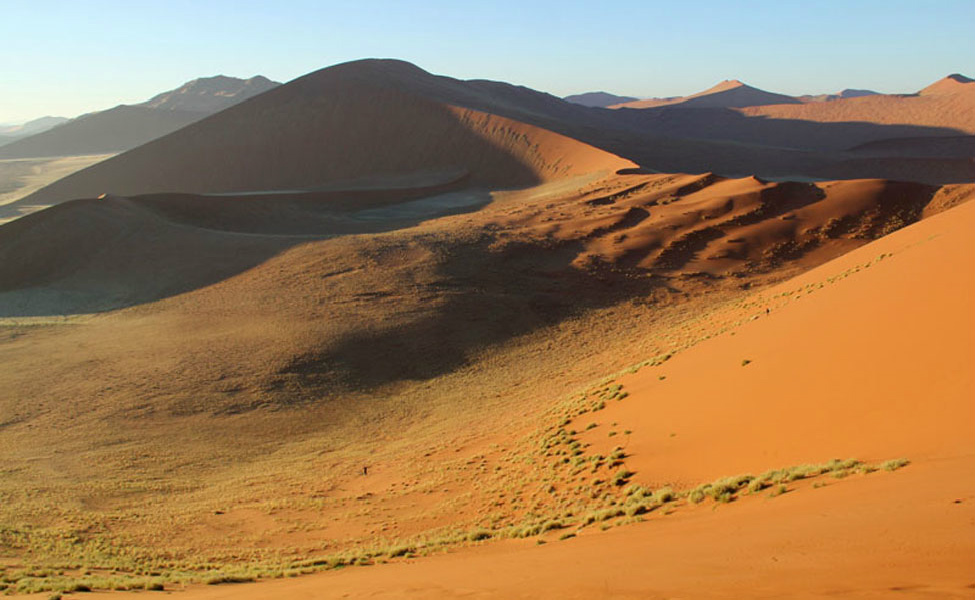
[
  {"x1": 140, "y1": 75, "x2": 280, "y2": 112},
  {"x1": 564, "y1": 91, "x2": 640, "y2": 108}
]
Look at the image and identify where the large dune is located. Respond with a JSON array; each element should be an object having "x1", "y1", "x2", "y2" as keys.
[
  {"x1": 21, "y1": 61, "x2": 633, "y2": 206},
  {"x1": 46, "y1": 165, "x2": 975, "y2": 600}
]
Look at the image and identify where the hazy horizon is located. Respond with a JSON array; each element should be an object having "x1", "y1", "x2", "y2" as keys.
[{"x1": 3, "y1": 0, "x2": 973, "y2": 123}]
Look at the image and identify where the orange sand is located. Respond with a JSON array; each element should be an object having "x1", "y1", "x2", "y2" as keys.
[{"x1": 67, "y1": 170, "x2": 975, "y2": 600}]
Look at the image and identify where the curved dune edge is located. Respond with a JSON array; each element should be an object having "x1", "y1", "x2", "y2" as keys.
[{"x1": 48, "y1": 181, "x2": 975, "y2": 600}]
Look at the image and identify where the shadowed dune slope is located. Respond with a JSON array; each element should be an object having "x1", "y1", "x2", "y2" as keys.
[
  {"x1": 22, "y1": 61, "x2": 633, "y2": 205},
  {"x1": 601, "y1": 74, "x2": 974, "y2": 183},
  {"x1": 849, "y1": 134, "x2": 975, "y2": 158},
  {"x1": 0, "y1": 170, "x2": 491, "y2": 315},
  {"x1": 798, "y1": 88, "x2": 879, "y2": 102}
]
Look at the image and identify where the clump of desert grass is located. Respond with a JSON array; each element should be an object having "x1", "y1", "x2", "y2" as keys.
[{"x1": 0, "y1": 351, "x2": 913, "y2": 597}]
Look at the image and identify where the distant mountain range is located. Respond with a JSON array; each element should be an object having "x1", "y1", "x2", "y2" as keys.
[
  {"x1": 797, "y1": 89, "x2": 879, "y2": 103},
  {"x1": 0, "y1": 116, "x2": 70, "y2": 147},
  {"x1": 0, "y1": 116, "x2": 69, "y2": 137},
  {"x1": 139, "y1": 75, "x2": 278, "y2": 112},
  {"x1": 0, "y1": 75, "x2": 279, "y2": 159},
  {"x1": 568, "y1": 85, "x2": 883, "y2": 109}
]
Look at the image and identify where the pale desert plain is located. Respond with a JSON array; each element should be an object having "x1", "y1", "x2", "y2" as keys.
[{"x1": 0, "y1": 15, "x2": 973, "y2": 600}]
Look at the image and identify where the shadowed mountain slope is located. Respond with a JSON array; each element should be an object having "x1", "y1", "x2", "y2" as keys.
[
  {"x1": 0, "y1": 116, "x2": 68, "y2": 140},
  {"x1": 0, "y1": 106, "x2": 204, "y2": 159},
  {"x1": 139, "y1": 75, "x2": 278, "y2": 112},
  {"x1": 798, "y1": 88, "x2": 878, "y2": 102},
  {"x1": 564, "y1": 91, "x2": 638, "y2": 107}
]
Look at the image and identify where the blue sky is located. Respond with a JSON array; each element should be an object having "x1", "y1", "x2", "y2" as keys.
[{"x1": 2, "y1": 0, "x2": 973, "y2": 123}]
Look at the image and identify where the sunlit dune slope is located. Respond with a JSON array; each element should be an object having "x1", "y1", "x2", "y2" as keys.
[
  {"x1": 67, "y1": 174, "x2": 975, "y2": 600},
  {"x1": 582, "y1": 199, "x2": 975, "y2": 485},
  {"x1": 601, "y1": 74, "x2": 974, "y2": 184},
  {"x1": 613, "y1": 79, "x2": 800, "y2": 109},
  {"x1": 742, "y1": 74, "x2": 975, "y2": 134},
  {"x1": 493, "y1": 173, "x2": 969, "y2": 276}
]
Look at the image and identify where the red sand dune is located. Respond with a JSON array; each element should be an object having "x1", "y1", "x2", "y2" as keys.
[
  {"x1": 494, "y1": 172, "x2": 967, "y2": 278},
  {"x1": 743, "y1": 74, "x2": 975, "y2": 134},
  {"x1": 603, "y1": 74, "x2": 974, "y2": 185},
  {"x1": 72, "y1": 178, "x2": 975, "y2": 600}
]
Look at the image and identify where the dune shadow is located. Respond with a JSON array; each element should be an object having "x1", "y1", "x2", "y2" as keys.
[
  {"x1": 519, "y1": 106, "x2": 975, "y2": 184},
  {"x1": 0, "y1": 182, "x2": 494, "y2": 318},
  {"x1": 274, "y1": 237, "x2": 662, "y2": 390},
  {"x1": 615, "y1": 106, "x2": 969, "y2": 152}
]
